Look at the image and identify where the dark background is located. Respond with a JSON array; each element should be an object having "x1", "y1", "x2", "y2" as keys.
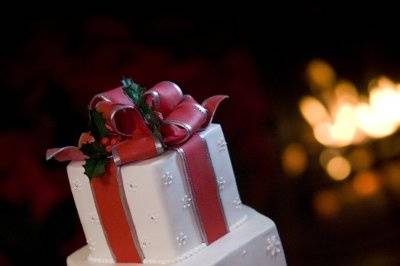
[{"x1": 1, "y1": 5, "x2": 400, "y2": 266}]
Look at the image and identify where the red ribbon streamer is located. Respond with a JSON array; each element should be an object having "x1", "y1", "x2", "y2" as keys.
[
  {"x1": 91, "y1": 162, "x2": 141, "y2": 262},
  {"x1": 178, "y1": 134, "x2": 228, "y2": 244}
]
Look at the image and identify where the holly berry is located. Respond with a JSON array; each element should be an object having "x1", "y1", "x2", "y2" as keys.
[
  {"x1": 105, "y1": 145, "x2": 113, "y2": 153},
  {"x1": 110, "y1": 137, "x2": 118, "y2": 145},
  {"x1": 100, "y1": 137, "x2": 110, "y2": 146}
]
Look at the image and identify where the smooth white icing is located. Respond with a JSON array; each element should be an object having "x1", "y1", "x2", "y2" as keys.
[
  {"x1": 67, "y1": 207, "x2": 287, "y2": 266},
  {"x1": 198, "y1": 124, "x2": 247, "y2": 231},
  {"x1": 67, "y1": 162, "x2": 115, "y2": 263}
]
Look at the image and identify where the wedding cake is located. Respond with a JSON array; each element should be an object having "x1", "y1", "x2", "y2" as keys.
[{"x1": 47, "y1": 79, "x2": 286, "y2": 266}]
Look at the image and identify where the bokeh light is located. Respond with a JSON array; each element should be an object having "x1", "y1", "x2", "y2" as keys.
[
  {"x1": 306, "y1": 59, "x2": 336, "y2": 90},
  {"x1": 326, "y1": 156, "x2": 351, "y2": 181},
  {"x1": 313, "y1": 190, "x2": 340, "y2": 219},
  {"x1": 281, "y1": 143, "x2": 308, "y2": 177},
  {"x1": 352, "y1": 171, "x2": 380, "y2": 197}
]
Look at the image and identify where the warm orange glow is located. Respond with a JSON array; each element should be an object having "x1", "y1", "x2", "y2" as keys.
[
  {"x1": 313, "y1": 122, "x2": 334, "y2": 146},
  {"x1": 299, "y1": 96, "x2": 330, "y2": 126},
  {"x1": 355, "y1": 102, "x2": 398, "y2": 138},
  {"x1": 330, "y1": 104, "x2": 357, "y2": 147},
  {"x1": 281, "y1": 143, "x2": 308, "y2": 177},
  {"x1": 306, "y1": 59, "x2": 336, "y2": 90},
  {"x1": 334, "y1": 80, "x2": 359, "y2": 105},
  {"x1": 383, "y1": 163, "x2": 400, "y2": 195},
  {"x1": 326, "y1": 156, "x2": 351, "y2": 181},
  {"x1": 319, "y1": 149, "x2": 340, "y2": 167},
  {"x1": 352, "y1": 171, "x2": 380, "y2": 197},
  {"x1": 348, "y1": 148, "x2": 374, "y2": 171},
  {"x1": 301, "y1": 62, "x2": 400, "y2": 147},
  {"x1": 313, "y1": 190, "x2": 340, "y2": 219}
]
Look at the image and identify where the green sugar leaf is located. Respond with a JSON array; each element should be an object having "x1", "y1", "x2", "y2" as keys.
[
  {"x1": 84, "y1": 157, "x2": 107, "y2": 179},
  {"x1": 80, "y1": 142, "x2": 107, "y2": 157},
  {"x1": 89, "y1": 110, "x2": 108, "y2": 140}
]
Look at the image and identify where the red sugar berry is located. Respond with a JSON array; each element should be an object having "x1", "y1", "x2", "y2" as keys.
[{"x1": 101, "y1": 137, "x2": 110, "y2": 146}]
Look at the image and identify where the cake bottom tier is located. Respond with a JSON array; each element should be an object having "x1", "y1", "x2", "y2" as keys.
[{"x1": 67, "y1": 207, "x2": 286, "y2": 266}]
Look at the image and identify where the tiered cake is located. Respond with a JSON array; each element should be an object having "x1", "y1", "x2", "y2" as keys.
[{"x1": 47, "y1": 79, "x2": 286, "y2": 266}]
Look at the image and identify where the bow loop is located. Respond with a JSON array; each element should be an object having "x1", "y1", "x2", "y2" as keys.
[
  {"x1": 145, "y1": 81, "x2": 184, "y2": 117},
  {"x1": 161, "y1": 96, "x2": 208, "y2": 145}
]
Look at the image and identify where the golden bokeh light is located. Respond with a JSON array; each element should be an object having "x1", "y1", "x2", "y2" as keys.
[
  {"x1": 313, "y1": 190, "x2": 340, "y2": 219},
  {"x1": 355, "y1": 103, "x2": 398, "y2": 138},
  {"x1": 319, "y1": 149, "x2": 340, "y2": 168},
  {"x1": 306, "y1": 59, "x2": 336, "y2": 90},
  {"x1": 334, "y1": 80, "x2": 359, "y2": 105},
  {"x1": 348, "y1": 148, "x2": 374, "y2": 171},
  {"x1": 330, "y1": 104, "x2": 357, "y2": 147},
  {"x1": 326, "y1": 156, "x2": 351, "y2": 181},
  {"x1": 313, "y1": 122, "x2": 334, "y2": 146},
  {"x1": 299, "y1": 96, "x2": 330, "y2": 126},
  {"x1": 281, "y1": 143, "x2": 308, "y2": 177},
  {"x1": 301, "y1": 62, "x2": 400, "y2": 147},
  {"x1": 383, "y1": 163, "x2": 400, "y2": 196},
  {"x1": 352, "y1": 171, "x2": 380, "y2": 197}
]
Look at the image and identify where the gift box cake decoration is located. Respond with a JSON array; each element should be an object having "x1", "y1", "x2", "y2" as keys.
[{"x1": 47, "y1": 79, "x2": 247, "y2": 264}]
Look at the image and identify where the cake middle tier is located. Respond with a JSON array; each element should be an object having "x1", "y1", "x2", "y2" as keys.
[{"x1": 67, "y1": 124, "x2": 247, "y2": 264}]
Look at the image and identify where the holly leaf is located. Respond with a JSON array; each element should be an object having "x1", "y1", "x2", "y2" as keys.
[
  {"x1": 122, "y1": 78, "x2": 145, "y2": 105},
  {"x1": 89, "y1": 110, "x2": 108, "y2": 140},
  {"x1": 121, "y1": 78, "x2": 163, "y2": 142},
  {"x1": 84, "y1": 157, "x2": 107, "y2": 179},
  {"x1": 80, "y1": 142, "x2": 107, "y2": 157}
]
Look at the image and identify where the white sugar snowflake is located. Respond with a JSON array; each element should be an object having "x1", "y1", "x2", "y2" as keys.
[
  {"x1": 127, "y1": 182, "x2": 138, "y2": 191},
  {"x1": 162, "y1": 172, "x2": 174, "y2": 186},
  {"x1": 71, "y1": 179, "x2": 82, "y2": 191},
  {"x1": 149, "y1": 213, "x2": 159, "y2": 223},
  {"x1": 141, "y1": 239, "x2": 151, "y2": 248},
  {"x1": 176, "y1": 232, "x2": 188, "y2": 246},
  {"x1": 217, "y1": 176, "x2": 226, "y2": 191},
  {"x1": 266, "y1": 235, "x2": 281, "y2": 257},
  {"x1": 217, "y1": 137, "x2": 228, "y2": 152},
  {"x1": 233, "y1": 197, "x2": 242, "y2": 209},
  {"x1": 87, "y1": 212, "x2": 100, "y2": 224},
  {"x1": 87, "y1": 238, "x2": 96, "y2": 252},
  {"x1": 182, "y1": 195, "x2": 192, "y2": 209}
]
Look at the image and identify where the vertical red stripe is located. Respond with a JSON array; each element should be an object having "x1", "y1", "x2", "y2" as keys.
[
  {"x1": 181, "y1": 134, "x2": 228, "y2": 244},
  {"x1": 91, "y1": 162, "x2": 141, "y2": 263}
]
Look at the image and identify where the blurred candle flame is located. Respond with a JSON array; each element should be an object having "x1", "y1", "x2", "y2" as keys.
[
  {"x1": 352, "y1": 171, "x2": 380, "y2": 197},
  {"x1": 300, "y1": 60, "x2": 400, "y2": 147},
  {"x1": 326, "y1": 155, "x2": 352, "y2": 181}
]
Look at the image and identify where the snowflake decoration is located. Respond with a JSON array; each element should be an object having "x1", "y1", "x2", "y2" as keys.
[
  {"x1": 217, "y1": 176, "x2": 226, "y2": 191},
  {"x1": 88, "y1": 212, "x2": 100, "y2": 224},
  {"x1": 182, "y1": 195, "x2": 192, "y2": 209},
  {"x1": 87, "y1": 238, "x2": 96, "y2": 252},
  {"x1": 141, "y1": 239, "x2": 151, "y2": 248},
  {"x1": 176, "y1": 232, "x2": 188, "y2": 246},
  {"x1": 71, "y1": 179, "x2": 82, "y2": 191},
  {"x1": 266, "y1": 235, "x2": 281, "y2": 257},
  {"x1": 233, "y1": 197, "x2": 242, "y2": 209},
  {"x1": 217, "y1": 137, "x2": 228, "y2": 152},
  {"x1": 127, "y1": 182, "x2": 138, "y2": 191},
  {"x1": 149, "y1": 213, "x2": 159, "y2": 223},
  {"x1": 162, "y1": 171, "x2": 173, "y2": 186}
]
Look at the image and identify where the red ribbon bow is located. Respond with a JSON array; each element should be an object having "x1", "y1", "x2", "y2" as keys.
[{"x1": 46, "y1": 81, "x2": 227, "y2": 165}]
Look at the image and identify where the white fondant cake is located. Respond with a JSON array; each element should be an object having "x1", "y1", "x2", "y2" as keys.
[
  {"x1": 67, "y1": 207, "x2": 286, "y2": 266},
  {"x1": 66, "y1": 124, "x2": 287, "y2": 265}
]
